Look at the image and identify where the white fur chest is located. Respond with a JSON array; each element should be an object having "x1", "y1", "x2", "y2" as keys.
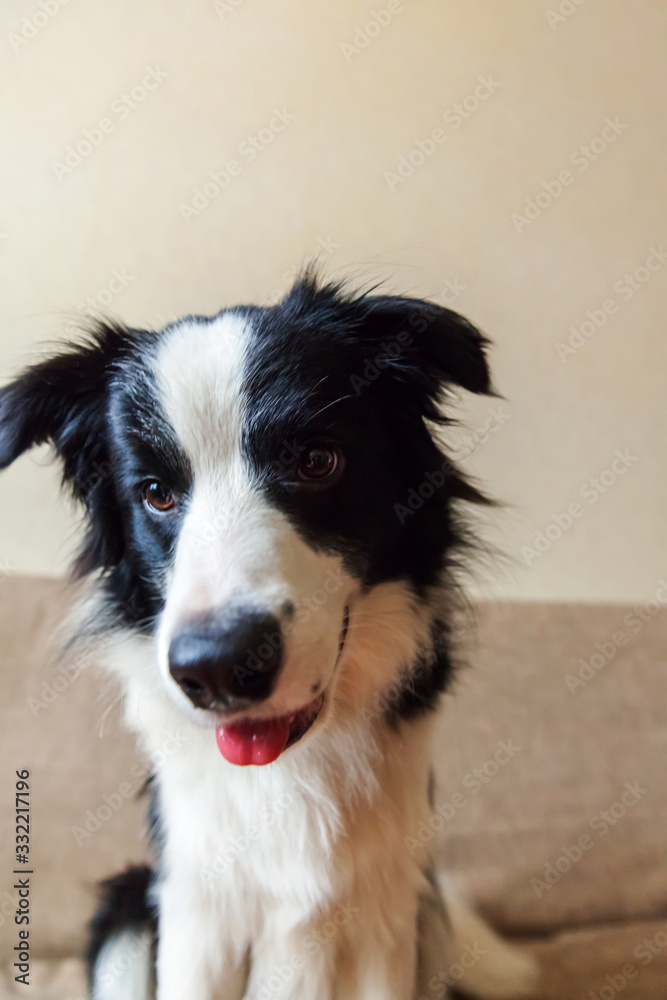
[{"x1": 156, "y1": 734, "x2": 345, "y2": 924}]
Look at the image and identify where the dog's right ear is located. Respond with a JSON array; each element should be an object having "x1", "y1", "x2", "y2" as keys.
[
  {"x1": 0, "y1": 327, "x2": 127, "y2": 492},
  {"x1": 0, "y1": 326, "x2": 133, "y2": 575},
  {"x1": 0, "y1": 326, "x2": 132, "y2": 576}
]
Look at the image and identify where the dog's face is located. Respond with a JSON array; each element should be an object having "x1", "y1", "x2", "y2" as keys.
[{"x1": 0, "y1": 277, "x2": 491, "y2": 764}]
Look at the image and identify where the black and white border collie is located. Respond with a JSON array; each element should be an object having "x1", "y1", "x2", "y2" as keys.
[{"x1": 0, "y1": 275, "x2": 537, "y2": 1000}]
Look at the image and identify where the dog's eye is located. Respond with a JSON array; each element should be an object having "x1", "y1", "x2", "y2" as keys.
[
  {"x1": 142, "y1": 481, "x2": 176, "y2": 513},
  {"x1": 295, "y1": 443, "x2": 342, "y2": 483}
]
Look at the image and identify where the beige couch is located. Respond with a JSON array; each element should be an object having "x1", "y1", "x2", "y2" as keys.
[{"x1": 1, "y1": 577, "x2": 665, "y2": 999}]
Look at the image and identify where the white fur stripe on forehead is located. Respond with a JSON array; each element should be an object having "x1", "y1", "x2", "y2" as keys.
[{"x1": 153, "y1": 313, "x2": 250, "y2": 472}]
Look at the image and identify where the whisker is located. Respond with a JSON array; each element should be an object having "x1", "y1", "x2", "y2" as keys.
[{"x1": 308, "y1": 393, "x2": 356, "y2": 422}]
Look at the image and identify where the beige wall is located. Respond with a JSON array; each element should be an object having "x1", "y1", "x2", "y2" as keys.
[{"x1": 0, "y1": 0, "x2": 664, "y2": 601}]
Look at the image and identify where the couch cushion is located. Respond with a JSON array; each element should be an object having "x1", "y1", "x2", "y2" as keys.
[{"x1": 432, "y1": 601, "x2": 667, "y2": 931}]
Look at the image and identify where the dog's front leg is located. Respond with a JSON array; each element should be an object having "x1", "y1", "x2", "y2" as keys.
[
  {"x1": 243, "y1": 907, "x2": 341, "y2": 1000},
  {"x1": 246, "y1": 898, "x2": 418, "y2": 1000},
  {"x1": 156, "y1": 887, "x2": 248, "y2": 1000},
  {"x1": 345, "y1": 930, "x2": 419, "y2": 1000},
  {"x1": 342, "y1": 891, "x2": 421, "y2": 1000}
]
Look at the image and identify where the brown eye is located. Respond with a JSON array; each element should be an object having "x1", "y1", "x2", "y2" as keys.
[
  {"x1": 296, "y1": 444, "x2": 341, "y2": 483},
  {"x1": 142, "y1": 481, "x2": 175, "y2": 513}
]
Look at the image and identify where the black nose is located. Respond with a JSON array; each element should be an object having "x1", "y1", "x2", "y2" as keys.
[{"x1": 168, "y1": 611, "x2": 284, "y2": 711}]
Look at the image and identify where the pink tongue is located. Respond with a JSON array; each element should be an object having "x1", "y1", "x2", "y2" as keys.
[{"x1": 216, "y1": 716, "x2": 291, "y2": 766}]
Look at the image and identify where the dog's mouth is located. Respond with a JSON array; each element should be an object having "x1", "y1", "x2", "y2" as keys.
[
  {"x1": 215, "y1": 694, "x2": 324, "y2": 766},
  {"x1": 214, "y1": 605, "x2": 350, "y2": 767}
]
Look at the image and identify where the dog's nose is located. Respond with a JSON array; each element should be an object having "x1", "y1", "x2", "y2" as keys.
[{"x1": 168, "y1": 612, "x2": 284, "y2": 710}]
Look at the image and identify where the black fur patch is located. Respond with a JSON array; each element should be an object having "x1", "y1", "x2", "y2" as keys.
[
  {"x1": 86, "y1": 864, "x2": 158, "y2": 991},
  {"x1": 242, "y1": 276, "x2": 492, "y2": 595},
  {"x1": 386, "y1": 619, "x2": 458, "y2": 723},
  {"x1": 105, "y1": 349, "x2": 193, "y2": 629}
]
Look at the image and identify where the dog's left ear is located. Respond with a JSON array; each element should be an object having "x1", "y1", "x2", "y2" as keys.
[{"x1": 359, "y1": 294, "x2": 493, "y2": 402}]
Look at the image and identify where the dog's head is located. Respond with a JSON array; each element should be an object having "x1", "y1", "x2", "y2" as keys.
[{"x1": 0, "y1": 276, "x2": 492, "y2": 764}]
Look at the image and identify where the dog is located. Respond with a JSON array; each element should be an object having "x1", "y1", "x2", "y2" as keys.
[{"x1": 0, "y1": 274, "x2": 537, "y2": 999}]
